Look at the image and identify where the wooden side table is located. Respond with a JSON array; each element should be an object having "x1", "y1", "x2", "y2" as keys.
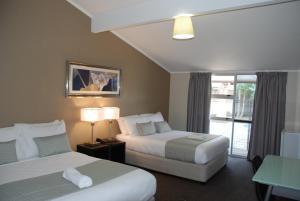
[{"x1": 77, "y1": 140, "x2": 125, "y2": 163}]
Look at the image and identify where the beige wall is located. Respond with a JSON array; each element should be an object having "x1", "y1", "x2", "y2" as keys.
[
  {"x1": 285, "y1": 72, "x2": 300, "y2": 131},
  {"x1": 0, "y1": 0, "x2": 170, "y2": 149},
  {"x1": 169, "y1": 72, "x2": 300, "y2": 132}
]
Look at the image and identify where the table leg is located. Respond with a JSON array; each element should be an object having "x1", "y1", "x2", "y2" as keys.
[{"x1": 264, "y1": 185, "x2": 273, "y2": 201}]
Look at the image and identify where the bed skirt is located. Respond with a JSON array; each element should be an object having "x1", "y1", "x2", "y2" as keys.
[{"x1": 125, "y1": 149, "x2": 228, "y2": 182}]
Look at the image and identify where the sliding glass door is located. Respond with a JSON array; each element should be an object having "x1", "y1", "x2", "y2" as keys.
[{"x1": 209, "y1": 74, "x2": 256, "y2": 157}]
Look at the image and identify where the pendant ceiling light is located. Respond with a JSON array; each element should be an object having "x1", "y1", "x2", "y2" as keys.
[{"x1": 173, "y1": 14, "x2": 194, "y2": 40}]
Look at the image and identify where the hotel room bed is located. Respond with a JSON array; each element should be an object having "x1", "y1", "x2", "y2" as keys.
[
  {"x1": 117, "y1": 130, "x2": 229, "y2": 164},
  {"x1": 0, "y1": 152, "x2": 156, "y2": 201},
  {"x1": 116, "y1": 113, "x2": 229, "y2": 182},
  {"x1": 0, "y1": 120, "x2": 156, "y2": 201},
  {"x1": 117, "y1": 131, "x2": 228, "y2": 182}
]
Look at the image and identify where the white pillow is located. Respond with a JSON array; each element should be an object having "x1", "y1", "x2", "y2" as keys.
[
  {"x1": 15, "y1": 120, "x2": 66, "y2": 160},
  {"x1": 117, "y1": 115, "x2": 138, "y2": 134},
  {"x1": 142, "y1": 112, "x2": 164, "y2": 123},
  {"x1": 0, "y1": 126, "x2": 18, "y2": 142},
  {"x1": 123, "y1": 116, "x2": 149, "y2": 136},
  {"x1": 139, "y1": 113, "x2": 154, "y2": 117},
  {"x1": 14, "y1": 120, "x2": 60, "y2": 127},
  {"x1": 122, "y1": 112, "x2": 164, "y2": 136},
  {"x1": 0, "y1": 126, "x2": 24, "y2": 162},
  {"x1": 117, "y1": 119, "x2": 127, "y2": 134}
]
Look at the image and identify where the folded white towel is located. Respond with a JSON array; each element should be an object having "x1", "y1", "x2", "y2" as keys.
[
  {"x1": 187, "y1": 134, "x2": 206, "y2": 141},
  {"x1": 63, "y1": 168, "x2": 93, "y2": 189}
]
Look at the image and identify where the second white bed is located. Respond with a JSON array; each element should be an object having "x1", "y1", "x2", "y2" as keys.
[
  {"x1": 0, "y1": 152, "x2": 156, "y2": 201},
  {"x1": 117, "y1": 130, "x2": 229, "y2": 164}
]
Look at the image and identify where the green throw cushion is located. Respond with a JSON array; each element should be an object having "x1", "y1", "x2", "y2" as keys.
[
  {"x1": 33, "y1": 133, "x2": 71, "y2": 157},
  {"x1": 136, "y1": 121, "x2": 156, "y2": 136},
  {"x1": 0, "y1": 140, "x2": 18, "y2": 165},
  {"x1": 154, "y1": 121, "x2": 172, "y2": 133}
]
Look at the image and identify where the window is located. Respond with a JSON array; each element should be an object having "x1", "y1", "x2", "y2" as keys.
[{"x1": 210, "y1": 74, "x2": 256, "y2": 157}]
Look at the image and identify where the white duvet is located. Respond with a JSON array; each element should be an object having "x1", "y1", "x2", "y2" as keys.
[
  {"x1": 117, "y1": 130, "x2": 229, "y2": 164},
  {"x1": 0, "y1": 152, "x2": 156, "y2": 201}
]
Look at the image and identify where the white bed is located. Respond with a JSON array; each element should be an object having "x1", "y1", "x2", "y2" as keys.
[
  {"x1": 116, "y1": 112, "x2": 229, "y2": 182},
  {"x1": 0, "y1": 151, "x2": 156, "y2": 201},
  {"x1": 117, "y1": 130, "x2": 229, "y2": 165},
  {"x1": 0, "y1": 120, "x2": 156, "y2": 201}
]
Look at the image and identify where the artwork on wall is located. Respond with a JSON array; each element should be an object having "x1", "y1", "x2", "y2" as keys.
[{"x1": 66, "y1": 61, "x2": 121, "y2": 96}]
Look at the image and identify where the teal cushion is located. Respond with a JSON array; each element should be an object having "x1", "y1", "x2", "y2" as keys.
[
  {"x1": 154, "y1": 121, "x2": 172, "y2": 133},
  {"x1": 136, "y1": 122, "x2": 156, "y2": 136},
  {"x1": 0, "y1": 140, "x2": 18, "y2": 165},
  {"x1": 33, "y1": 133, "x2": 71, "y2": 157}
]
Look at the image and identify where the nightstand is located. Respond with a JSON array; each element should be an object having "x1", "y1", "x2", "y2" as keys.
[{"x1": 77, "y1": 140, "x2": 125, "y2": 163}]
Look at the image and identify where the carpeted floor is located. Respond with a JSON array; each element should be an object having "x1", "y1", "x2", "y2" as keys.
[{"x1": 149, "y1": 157, "x2": 258, "y2": 201}]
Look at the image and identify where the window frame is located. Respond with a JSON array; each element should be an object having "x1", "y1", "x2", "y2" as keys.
[{"x1": 210, "y1": 73, "x2": 256, "y2": 157}]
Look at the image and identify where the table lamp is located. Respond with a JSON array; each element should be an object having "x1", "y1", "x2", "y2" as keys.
[
  {"x1": 81, "y1": 107, "x2": 104, "y2": 144},
  {"x1": 103, "y1": 107, "x2": 120, "y2": 139}
]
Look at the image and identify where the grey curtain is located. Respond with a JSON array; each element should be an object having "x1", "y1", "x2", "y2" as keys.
[
  {"x1": 248, "y1": 72, "x2": 287, "y2": 160},
  {"x1": 187, "y1": 73, "x2": 211, "y2": 133}
]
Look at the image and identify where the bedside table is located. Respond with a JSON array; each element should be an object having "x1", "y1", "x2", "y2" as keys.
[{"x1": 77, "y1": 140, "x2": 125, "y2": 163}]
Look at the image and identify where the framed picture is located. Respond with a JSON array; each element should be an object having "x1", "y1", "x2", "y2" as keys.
[{"x1": 66, "y1": 61, "x2": 121, "y2": 97}]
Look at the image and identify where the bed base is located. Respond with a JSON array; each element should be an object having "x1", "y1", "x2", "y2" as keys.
[{"x1": 125, "y1": 150, "x2": 228, "y2": 182}]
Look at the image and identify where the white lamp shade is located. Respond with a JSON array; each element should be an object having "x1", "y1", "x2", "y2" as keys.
[
  {"x1": 81, "y1": 108, "x2": 104, "y2": 123},
  {"x1": 173, "y1": 15, "x2": 194, "y2": 40},
  {"x1": 103, "y1": 107, "x2": 120, "y2": 120}
]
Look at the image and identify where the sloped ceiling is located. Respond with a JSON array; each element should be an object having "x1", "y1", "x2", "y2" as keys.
[{"x1": 68, "y1": 0, "x2": 300, "y2": 72}]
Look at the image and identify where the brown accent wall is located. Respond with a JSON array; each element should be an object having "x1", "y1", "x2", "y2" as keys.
[{"x1": 0, "y1": 0, "x2": 170, "y2": 149}]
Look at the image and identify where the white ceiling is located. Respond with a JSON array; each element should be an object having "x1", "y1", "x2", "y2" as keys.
[
  {"x1": 68, "y1": 0, "x2": 290, "y2": 32},
  {"x1": 67, "y1": 0, "x2": 300, "y2": 73}
]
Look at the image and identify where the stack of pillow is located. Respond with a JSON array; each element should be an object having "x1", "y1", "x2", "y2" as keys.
[
  {"x1": 0, "y1": 120, "x2": 71, "y2": 165},
  {"x1": 117, "y1": 112, "x2": 172, "y2": 136}
]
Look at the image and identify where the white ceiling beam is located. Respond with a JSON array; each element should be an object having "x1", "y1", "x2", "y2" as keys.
[
  {"x1": 66, "y1": 0, "x2": 92, "y2": 18},
  {"x1": 91, "y1": 0, "x2": 292, "y2": 33}
]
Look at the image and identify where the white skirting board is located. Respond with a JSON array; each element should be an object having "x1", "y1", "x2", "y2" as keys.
[{"x1": 125, "y1": 149, "x2": 228, "y2": 182}]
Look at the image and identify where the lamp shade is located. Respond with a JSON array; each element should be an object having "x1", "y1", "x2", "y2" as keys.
[
  {"x1": 103, "y1": 107, "x2": 120, "y2": 120},
  {"x1": 81, "y1": 108, "x2": 104, "y2": 123},
  {"x1": 173, "y1": 15, "x2": 194, "y2": 40}
]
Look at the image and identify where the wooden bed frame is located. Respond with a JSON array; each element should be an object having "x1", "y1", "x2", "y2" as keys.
[{"x1": 125, "y1": 149, "x2": 228, "y2": 182}]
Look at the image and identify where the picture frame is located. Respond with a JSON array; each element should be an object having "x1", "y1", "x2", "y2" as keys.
[{"x1": 66, "y1": 61, "x2": 121, "y2": 97}]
